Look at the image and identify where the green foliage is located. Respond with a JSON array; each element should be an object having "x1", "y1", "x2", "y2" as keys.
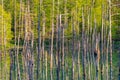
[
  {"x1": 0, "y1": 0, "x2": 120, "y2": 80},
  {"x1": 0, "y1": 5, "x2": 13, "y2": 48}
]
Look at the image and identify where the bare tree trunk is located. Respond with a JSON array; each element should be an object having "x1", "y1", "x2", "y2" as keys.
[
  {"x1": 9, "y1": 50, "x2": 14, "y2": 80},
  {"x1": 87, "y1": 8, "x2": 91, "y2": 80},
  {"x1": 50, "y1": 0, "x2": 54, "y2": 79},
  {"x1": 65, "y1": 39, "x2": 69, "y2": 80},
  {"x1": 42, "y1": 11, "x2": 46, "y2": 80},
  {"x1": 101, "y1": 5, "x2": 105, "y2": 80},
  {"x1": 108, "y1": 0, "x2": 112, "y2": 80},
  {"x1": 56, "y1": 16, "x2": 58, "y2": 80},
  {"x1": 36, "y1": 0, "x2": 41, "y2": 80},
  {"x1": 77, "y1": 41, "x2": 80, "y2": 80},
  {"x1": 92, "y1": 15, "x2": 97, "y2": 80},
  {"x1": 45, "y1": 50, "x2": 48, "y2": 80},
  {"x1": 31, "y1": 34, "x2": 34, "y2": 80},
  {"x1": 106, "y1": 31, "x2": 109, "y2": 80},
  {"x1": 94, "y1": 16, "x2": 100, "y2": 80},
  {"x1": 16, "y1": 32, "x2": 21, "y2": 80},
  {"x1": 62, "y1": 18, "x2": 65, "y2": 80},
  {"x1": 56, "y1": 0, "x2": 60, "y2": 79},
  {"x1": 21, "y1": 4, "x2": 25, "y2": 80},
  {"x1": 82, "y1": 7, "x2": 86, "y2": 80},
  {"x1": 89, "y1": 7, "x2": 94, "y2": 80},
  {"x1": 56, "y1": 15, "x2": 61, "y2": 80},
  {"x1": 71, "y1": 14, "x2": 75, "y2": 80},
  {"x1": 14, "y1": 0, "x2": 17, "y2": 79},
  {"x1": 63, "y1": 0, "x2": 67, "y2": 79}
]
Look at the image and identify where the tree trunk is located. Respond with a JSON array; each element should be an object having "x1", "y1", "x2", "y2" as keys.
[
  {"x1": 36, "y1": 0, "x2": 41, "y2": 80},
  {"x1": 56, "y1": 15, "x2": 61, "y2": 80},
  {"x1": 82, "y1": 7, "x2": 86, "y2": 80},
  {"x1": 108, "y1": 0, "x2": 112, "y2": 80},
  {"x1": 50, "y1": 0, "x2": 54, "y2": 79}
]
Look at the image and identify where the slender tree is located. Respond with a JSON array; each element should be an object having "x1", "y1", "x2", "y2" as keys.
[
  {"x1": 42, "y1": 11, "x2": 46, "y2": 80},
  {"x1": 9, "y1": 50, "x2": 14, "y2": 80},
  {"x1": 56, "y1": 0, "x2": 60, "y2": 79},
  {"x1": 36, "y1": 0, "x2": 42, "y2": 80},
  {"x1": 56, "y1": 14, "x2": 61, "y2": 80},
  {"x1": 45, "y1": 50, "x2": 48, "y2": 80},
  {"x1": 101, "y1": 4, "x2": 104, "y2": 80},
  {"x1": 72, "y1": 15, "x2": 75, "y2": 80},
  {"x1": 82, "y1": 7, "x2": 86, "y2": 80},
  {"x1": 106, "y1": 30, "x2": 110, "y2": 80},
  {"x1": 61, "y1": 15, "x2": 65, "y2": 80},
  {"x1": 108, "y1": 0, "x2": 113, "y2": 80},
  {"x1": 50, "y1": 0, "x2": 54, "y2": 79},
  {"x1": 14, "y1": 0, "x2": 17, "y2": 79},
  {"x1": 77, "y1": 41, "x2": 80, "y2": 80}
]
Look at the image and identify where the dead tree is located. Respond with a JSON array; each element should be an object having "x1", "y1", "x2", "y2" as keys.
[
  {"x1": 108, "y1": 0, "x2": 113, "y2": 80},
  {"x1": 36, "y1": 0, "x2": 42, "y2": 80},
  {"x1": 45, "y1": 50, "x2": 48, "y2": 80},
  {"x1": 94, "y1": 36, "x2": 100, "y2": 80},
  {"x1": 56, "y1": 15, "x2": 61, "y2": 80},
  {"x1": 61, "y1": 18, "x2": 65, "y2": 80},
  {"x1": 41, "y1": 11, "x2": 46, "y2": 80},
  {"x1": 50, "y1": 0, "x2": 54, "y2": 80},
  {"x1": 106, "y1": 32, "x2": 109, "y2": 80},
  {"x1": 9, "y1": 50, "x2": 14, "y2": 80},
  {"x1": 100, "y1": 4, "x2": 104, "y2": 80},
  {"x1": 72, "y1": 16, "x2": 75, "y2": 80},
  {"x1": 77, "y1": 41, "x2": 80, "y2": 80},
  {"x1": 82, "y1": 7, "x2": 86, "y2": 80}
]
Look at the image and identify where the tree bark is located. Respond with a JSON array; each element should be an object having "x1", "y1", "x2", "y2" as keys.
[{"x1": 108, "y1": 0, "x2": 113, "y2": 80}]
